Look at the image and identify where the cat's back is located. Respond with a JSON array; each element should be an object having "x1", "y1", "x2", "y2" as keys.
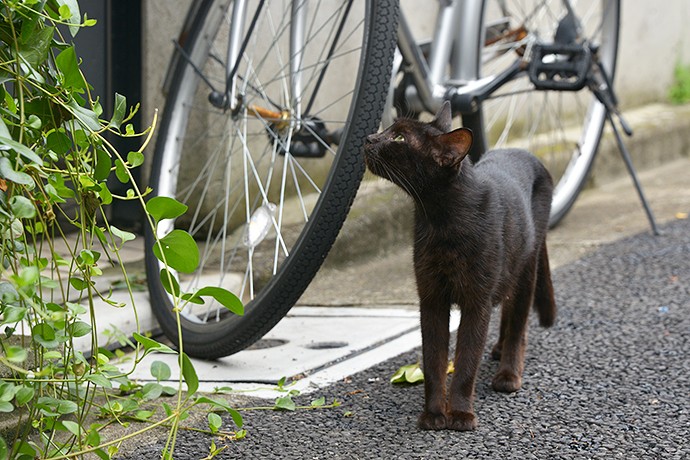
[{"x1": 473, "y1": 148, "x2": 552, "y2": 194}]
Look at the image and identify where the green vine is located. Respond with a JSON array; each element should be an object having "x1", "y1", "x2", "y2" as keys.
[{"x1": 0, "y1": 1, "x2": 251, "y2": 458}]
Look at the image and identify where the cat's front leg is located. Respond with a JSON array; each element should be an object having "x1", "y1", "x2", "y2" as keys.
[
  {"x1": 417, "y1": 290, "x2": 451, "y2": 430},
  {"x1": 447, "y1": 302, "x2": 491, "y2": 431}
]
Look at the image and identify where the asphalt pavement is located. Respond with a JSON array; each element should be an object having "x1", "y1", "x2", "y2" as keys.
[
  {"x1": 118, "y1": 215, "x2": 690, "y2": 459},
  {"x1": 110, "y1": 105, "x2": 690, "y2": 459}
]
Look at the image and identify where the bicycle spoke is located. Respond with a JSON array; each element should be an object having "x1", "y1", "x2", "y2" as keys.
[{"x1": 147, "y1": 0, "x2": 383, "y2": 346}]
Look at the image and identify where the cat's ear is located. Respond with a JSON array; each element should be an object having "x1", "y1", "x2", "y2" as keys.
[
  {"x1": 435, "y1": 128, "x2": 473, "y2": 169},
  {"x1": 431, "y1": 101, "x2": 453, "y2": 133}
]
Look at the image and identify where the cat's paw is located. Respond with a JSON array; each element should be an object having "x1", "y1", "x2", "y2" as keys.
[
  {"x1": 446, "y1": 411, "x2": 477, "y2": 431},
  {"x1": 492, "y1": 370, "x2": 522, "y2": 393},
  {"x1": 417, "y1": 411, "x2": 447, "y2": 430}
]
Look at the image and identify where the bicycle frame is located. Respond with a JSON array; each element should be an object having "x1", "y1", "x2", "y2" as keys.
[
  {"x1": 393, "y1": 0, "x2": 585, "y2": 159},
  {"x1": 395, "y1": 0, "x2": 509, "y2": 158},
  {"x1": 397, "y1": 0, "x2": 485, "y2": 114}
]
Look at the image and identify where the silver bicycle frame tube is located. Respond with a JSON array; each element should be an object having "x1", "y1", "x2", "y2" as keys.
[
  {"x1": 226, "y1": 0, "x2": 249, "y2": 111},
  {"x1": 290, "y1": 0, "x2": 307, "y2": 126},
  {"x1": 397, "y1": 0, "x2": 485, "y2": 114},
  {"x1": 449, "y1": 0, "x2": 484, "y2": 82}
]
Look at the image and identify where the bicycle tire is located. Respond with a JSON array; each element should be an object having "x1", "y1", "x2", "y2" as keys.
[
  {"x1": 475, "y1": 0, "x2": 620, "y2": 227},
  {"x1": 145, "y1": 0, "x2": 398, "y2": 359}
]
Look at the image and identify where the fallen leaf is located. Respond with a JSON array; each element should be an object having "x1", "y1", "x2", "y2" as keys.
[
  {"x1": 391, "y1": 363, "x2": 424, "y2": 384},
  {"x1": 675, "y1": 212, "x2": 688, "y2": 219}
]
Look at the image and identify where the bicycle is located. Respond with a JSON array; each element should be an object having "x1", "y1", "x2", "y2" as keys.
[{"x1": 145, "y1": 0, "x2": 620, "y2": 359}]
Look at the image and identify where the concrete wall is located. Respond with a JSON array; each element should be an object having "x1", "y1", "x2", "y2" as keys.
[{"x1": 139, "y1": 0, "x2": 690, "y2": 151}]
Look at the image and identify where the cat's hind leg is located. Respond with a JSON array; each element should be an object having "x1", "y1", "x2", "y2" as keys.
[
  {"x1": 492, "y1": 256, "x2": 538, "y2": 393},
  {"x1": 534, "y1": 242, "x2": 556, "y2": 327}
]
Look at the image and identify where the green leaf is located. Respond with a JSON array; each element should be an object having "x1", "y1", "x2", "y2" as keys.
[
  {"x1": 208, "y1": 412, "x2": 222, "y2": 434},
  {"x1": 0, "y1": 157, "x2": 33, "y2": 186},
  {"x1": 274, "y1": 395, "x2": 296, "y2": 411},
  {"x1": 110, "y1": 225, "x2": 136, "y2": 245},
  {"x1": 191, "y1": 287, "x2": 244, "y2": 315},
  {"x1": 79, "y1": 249, "x2": 99, "y2": 265},
  {"x1": 69, "y1": 276, "x2": 89, "y2": 291},
  {"x1": 0, "y1": 436, "x2": 7, "y2": 460},
  {"x1": 134, "y1": 410, "x2": 154, "y2": 421},
  {"x1": 114, "y1": 158, "x2": 129, "y2": 183},
  {"x1": 55, "y1": 46, "x2": 86, "y2": 91},
  {"x1": 37, "y1": 396, "x2": 78, "y2": 416},
  {"x1": 14, "y1": 386, "x2": 34, "y2": 406},
  {"x1": 49, "y1": 174, "x2": 75, "y2": 199},
  {"x1": 0, "y1": 383, "x2": 16, "y2": 402},
  {"x1": 141, "y1": 382, "x2": 163, "y2": 400},
  {"x1": 153, "y1": 230, "x2": 199, "y2": 273},
  {"x1": 32, "y1": 322, "x2": 58, "y2": 348},
  {"x1": 109, "y1": 93, "x2": 126, "y2": 129},
  {"x1": 58, "y1": 4, "x2": 71, "y2": 20},
  {"x1": 181, "y1": 353, "x2": 198, "y2": 396},
  {"x1": 133, "y1": 333, "x2": 176, "y2": 355},
  {"x1": 159, "y1": 269, "x2": 181, "y2": 297},
  {"x1": 0, "y1": 282, "x2": 18, "y2": 302},
  {"x1": 311, "y1": 396, "x2": 326, "y2": 407},
  {"x1": 18, "y1": 26, "x2": 54, "y2": 70},
  {"x1": 195, "y1": 396, "x2": 243, "y2": 428},
  {"x1": 67, "y1": 99, "x2": 101, "y2": 131},
  {"x1": 0, "y1": 136, "x2": 43, "y2": 165},
  {"x1": 55, "y1": 0, "x2": 81, "y2": 36},
  {"x1": 0, "y1": 401, "x2": 13, "y2": 413},
  {"x1": 69, "y1": 321, "x2": 91, "y2": 337},
  {"x1": 85, "y1": 426, "x2": 101, "y2": 447},
  {"x1": 46, "y1": 130, "x2": 71, "y2": 155},
  {"x1": 86, "y1": 373, "x2": 112, "y2": 389},
  {"x1": 97, "y1": 182, "x2": 112, "y2": 205},
  {"x1": 94, "y1": 148, "x2": 111, "y2": 181},
  {"x1": 16, "y1": 266, "x2": 39, "y2": 287},
  {"x1": 146, "y1": 196, "x2": 188, "y2": 223},
  {"x1": 127, "y1": 151, "x2": 144, "y2": 168},
  {"x1": 151, "y1": 360, "x2": 172, "y2": 381},
  {"x1": 9, "y1": 195, "x2": 35, "y2": 219},
  {"x1": 4, "y1": 346, "x2": 28, "y2": 363},
  {"x1": 61, "y1": 420, "x2": 81, "y2": 437},
  {"x1": 390, "y1": 363, "x2": 425, "y2": 384}
]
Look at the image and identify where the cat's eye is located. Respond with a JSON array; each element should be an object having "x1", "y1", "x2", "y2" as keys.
[{"x1": 393, "y1": 134, "x2": 406, "y2": 143}]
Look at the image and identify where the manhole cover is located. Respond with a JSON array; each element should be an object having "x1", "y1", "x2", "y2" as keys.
[
  {"x1": 305, "y1": 341, "x2": 349, "y2": 350},
  {"x1": 246, "y1": 338, "x2": 288, "y2": 350}
]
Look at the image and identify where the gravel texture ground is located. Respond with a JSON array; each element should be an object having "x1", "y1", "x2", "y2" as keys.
[{"x1": 119, "y1": 218, "x2": 690, "y2": 459}]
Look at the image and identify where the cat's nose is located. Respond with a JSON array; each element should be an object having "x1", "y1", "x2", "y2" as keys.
[{"x1": 365, "y1": 133, "x2": 377, "y2": 145}]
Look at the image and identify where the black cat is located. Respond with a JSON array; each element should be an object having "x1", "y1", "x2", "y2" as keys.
[{"x1": 363, "y1": 102, "x2": 556, "y2": 431}]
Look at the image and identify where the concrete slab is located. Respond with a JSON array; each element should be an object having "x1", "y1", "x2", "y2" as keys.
[{"x1": 116, "y1": 307, "x2": 435, "y2": 398}]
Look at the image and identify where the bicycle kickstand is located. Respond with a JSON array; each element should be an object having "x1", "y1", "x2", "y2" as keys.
[{"x1": 590, "y1": 63, "x2": 661, "y2": 236}]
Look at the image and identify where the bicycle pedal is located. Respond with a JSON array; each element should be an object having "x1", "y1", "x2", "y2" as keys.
[{"x1": 528, "y1": 43, "x2": 591, "y2": 91}]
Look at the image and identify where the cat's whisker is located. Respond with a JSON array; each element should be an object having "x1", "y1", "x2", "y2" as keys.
[
  {"x1": 384, "y1": 163, "x2": 428, "y2": 219},
  {"x1": 370, "y1": 157, "x2": 429, "y2": 220}
]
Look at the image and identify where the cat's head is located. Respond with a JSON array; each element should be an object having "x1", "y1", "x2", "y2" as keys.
[{"x1": 363, "y1": 102, "x2": 473, "y2": 194}]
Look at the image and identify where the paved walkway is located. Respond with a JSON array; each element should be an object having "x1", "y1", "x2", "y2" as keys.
[{"x1": 118, "y1": 216, "x2": 690, "y2": 459}]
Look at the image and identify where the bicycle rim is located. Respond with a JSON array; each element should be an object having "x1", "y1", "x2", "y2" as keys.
[
  {"x1": 146, "y1": 0, "x2": 397, "y2": 358},
  {"x1": 478, "y1": 0, "x2": 619, "y2": 226}
]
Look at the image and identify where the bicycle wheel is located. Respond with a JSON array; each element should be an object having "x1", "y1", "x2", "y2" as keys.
[
  {"x1": 476, "y1": 0, "x2": 619, "y2": 226},
  {"x1": 145, "y1": 0, "x2": 398, "y2": 359}
]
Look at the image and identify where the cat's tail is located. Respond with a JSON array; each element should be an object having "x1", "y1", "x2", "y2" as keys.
[{"x1": 534, "y1": 243, "x2": 556, "y2": 327}]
